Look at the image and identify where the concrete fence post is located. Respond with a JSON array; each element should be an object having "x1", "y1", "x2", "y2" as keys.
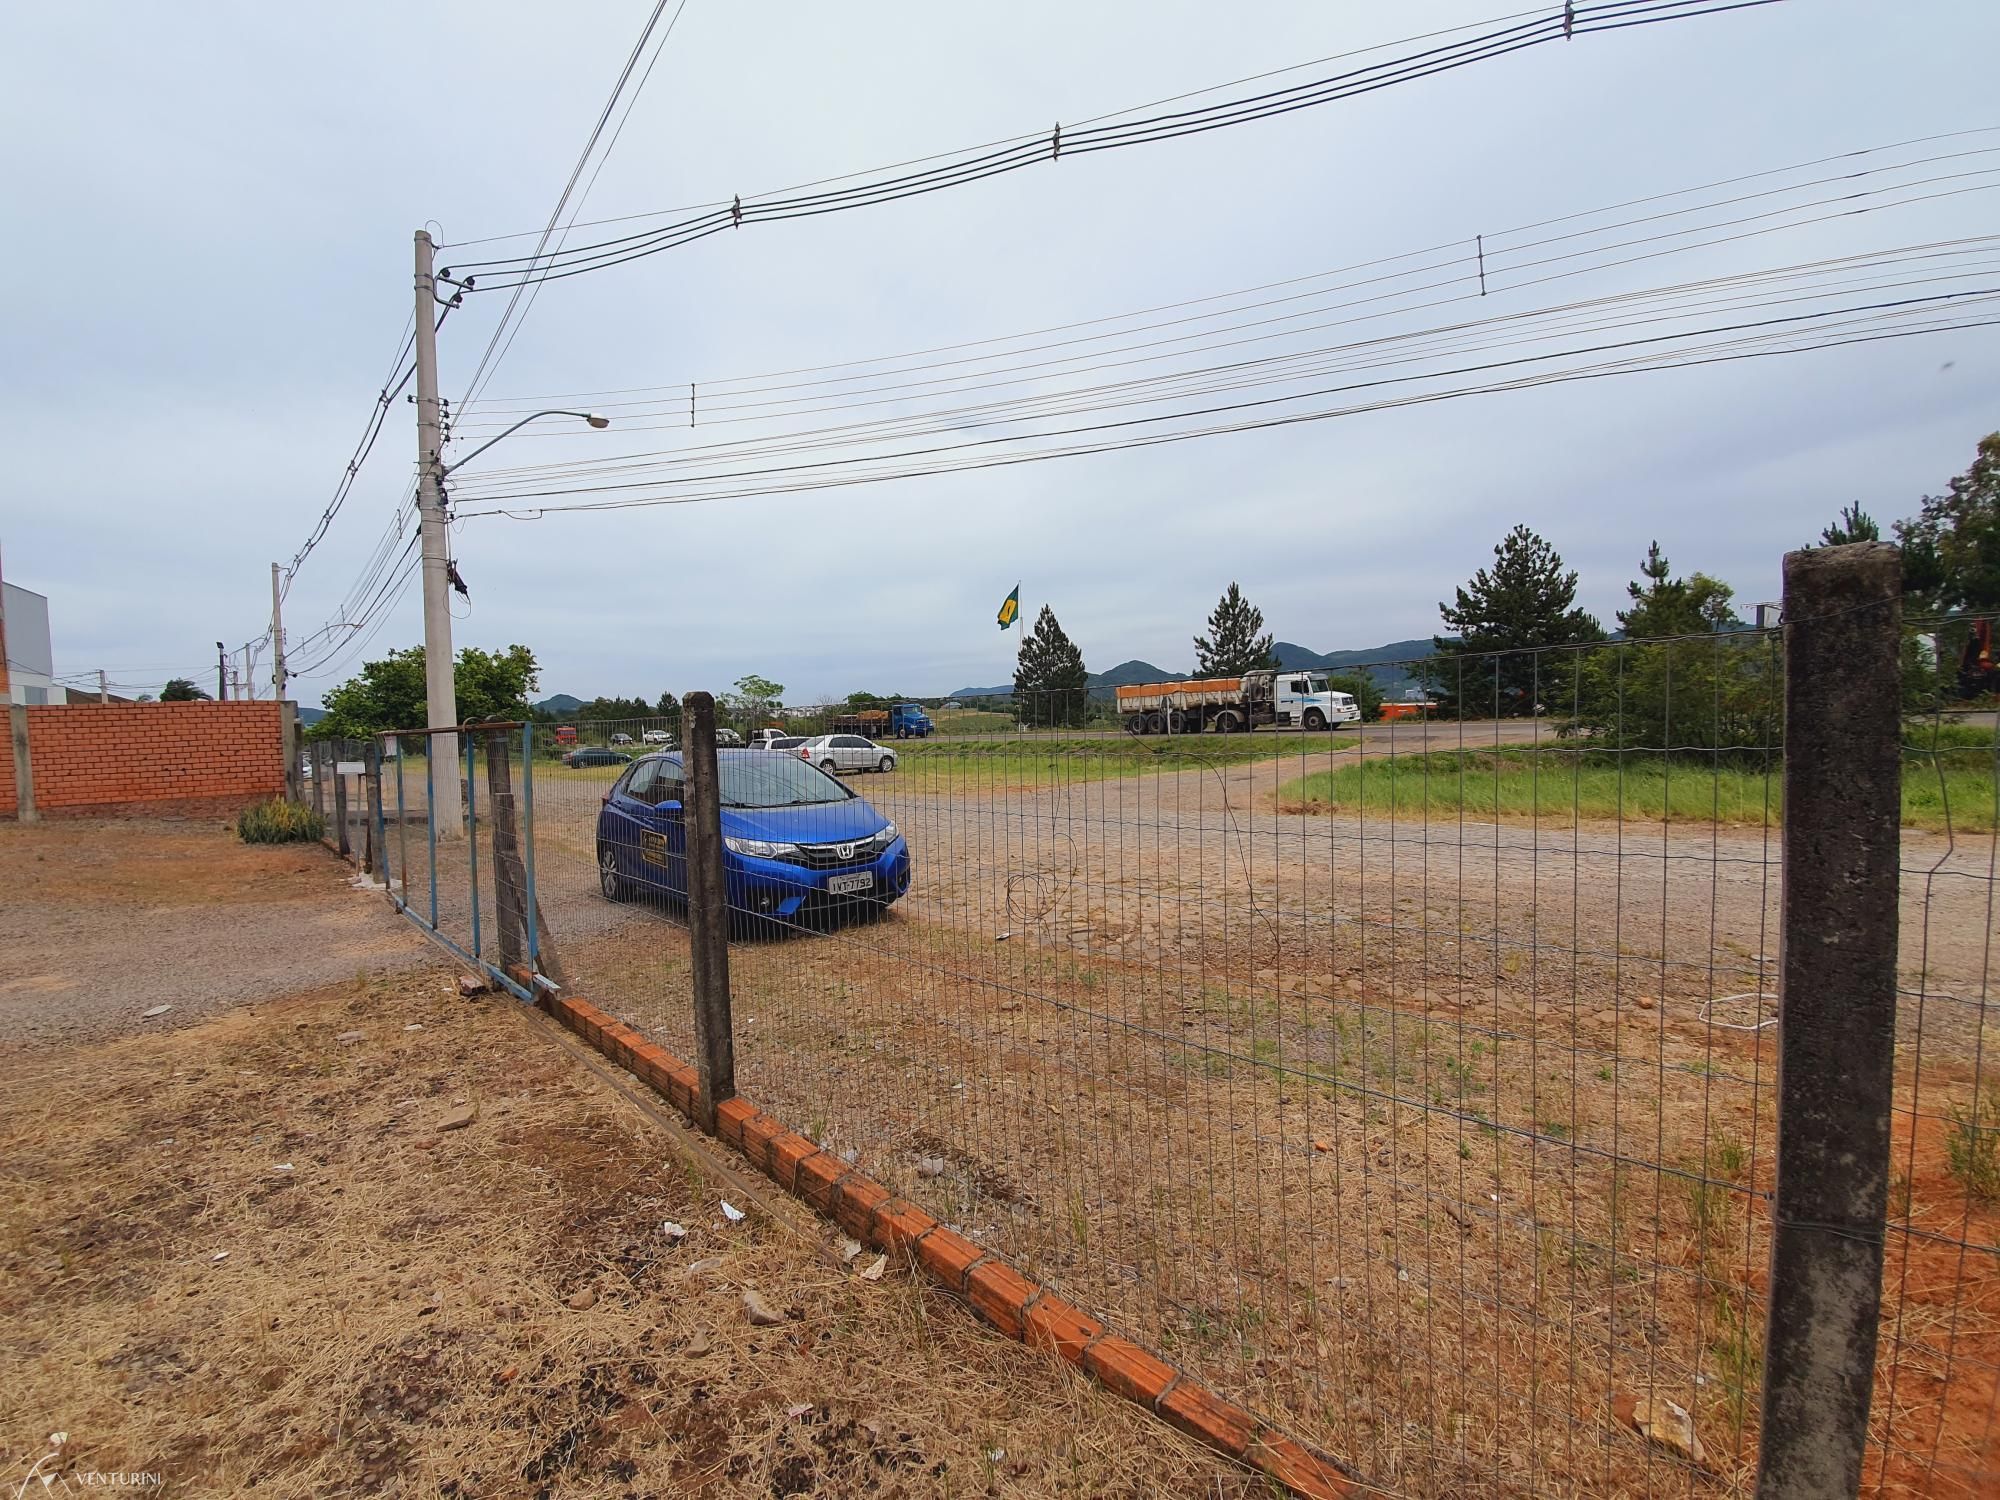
[
  {"x1": 1756, "y1": 541, "x2": 1902, "y2": 1500},
  {"x1": 332, "y1": 747, "x2": 351, "y2": 859},
  {"x1": 310, "y1": 741, "x2": 326, "y2": 819},
  {"x1": 7, "y1": 693, "x2": 34, "y2": 823},
  {"x1": 282, "y1": 701, "x2": 301, "y2": 802},
  {"x1": 363, "y1": 741, "x2": 383, "y2": 878},
  {"x1": 485, "y1": 730, "x2": 528, "y2": 972},
  {"x1": 683, "y1": 689, "x2": 736, "y2": 1134}
]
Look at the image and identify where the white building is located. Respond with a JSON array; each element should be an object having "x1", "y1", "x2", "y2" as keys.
[{"x1": 2, "y1": 581, "x2": 53, "y2": 705}]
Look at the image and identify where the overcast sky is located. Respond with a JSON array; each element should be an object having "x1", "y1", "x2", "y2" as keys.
[{"x1": 3, "y1": 0, "x2": 1996, "y2": 706}]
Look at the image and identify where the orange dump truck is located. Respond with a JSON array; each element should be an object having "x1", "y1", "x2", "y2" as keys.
[{"x1": 1114, "y1": 668, "x2": 1360, "y2": 734}]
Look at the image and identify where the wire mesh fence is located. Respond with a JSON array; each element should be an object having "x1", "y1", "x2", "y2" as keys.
[{"x1": 498, "y1": 590, "x2": 1995, "y2": 1497}]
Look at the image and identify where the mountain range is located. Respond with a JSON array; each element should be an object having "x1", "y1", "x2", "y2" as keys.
[{"x1": 949, "y1": 637, "x2": 1438, "y2": 700}]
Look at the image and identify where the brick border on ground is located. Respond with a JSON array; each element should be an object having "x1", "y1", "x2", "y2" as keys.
[{"x1": 538, "y1": 990, "x2": 1356, "y2": 1499}]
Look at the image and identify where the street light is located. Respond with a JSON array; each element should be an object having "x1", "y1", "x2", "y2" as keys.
[
  {"x1": 441, "y1": 409, "x2": 611, "y2": 477},
  {"x1": 419, "y1": 403, "x2": 610, "y2": 837}
]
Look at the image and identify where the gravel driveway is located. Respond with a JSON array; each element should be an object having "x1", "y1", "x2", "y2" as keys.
[{"x1": 0, "y1": 818, "x2": 436, "y2": 1047}]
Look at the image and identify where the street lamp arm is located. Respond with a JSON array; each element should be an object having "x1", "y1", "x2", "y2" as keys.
[{"x1": 440, "y1": 409, "x2": 609, "y2": 476}]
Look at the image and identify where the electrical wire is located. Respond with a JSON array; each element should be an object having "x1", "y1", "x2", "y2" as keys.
[
  {"x1": 435, "y1": 4, "x2": 1563, "y2": 252},
  {"x1": 454, "y1": 0, "x2": 687, "y2": 416},
  {"x1": 454, "y1": 134, "x2": 2000, "y2": 437},
  {"x1": 449, "y1": 290, "x2": 2000, "y2": 520},
  {"x1": 446, "y1": 244, "x2": 2000, "y2": 496},
  {"x1": 442, "y1": 0, "x2": 1785, "y2": 293},
  {"x1": 442, "y1": 240, "x2": 2000, "y2": 499}
]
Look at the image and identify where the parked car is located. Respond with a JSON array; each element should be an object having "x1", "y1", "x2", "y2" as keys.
[
  {"x1": 716, "y1": 727, "x2": 745, "y2": 747},
  {"x1": 746, "y1": 728, "x2": 792, "y2": 749},
  {"x1": 764, "y1": 735, "x2": 806, "y2": 752},
  {"x1": 595, "y1": 750, "x2": 911, "y2": 929},
  {"x1": 641, "y1": 729, "x2": 675, "y2": 745},
  {"x1": 610, "y1": 732, "x2": 634, "y2": 745},
  {"x1": 563, "y1": 746, "x2": 631, "y2": 768},
  {"x1": 798, "y1": 734, "x2": 897, "y2": 774}
]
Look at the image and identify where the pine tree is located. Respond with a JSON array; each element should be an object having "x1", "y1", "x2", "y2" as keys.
[
  {"x1": 1193, "y1": 582, "x2": 1278, "y2": 676},
  {"x1": 1013, "y1": 604, "x2": 1090, "y2": 728},
  {"x1": 1820, "y1": 502, "x2": 1880, "y2": 546},
  {"x1": 1430, "y1": 525, "x2": 1602, "y2": 715}
]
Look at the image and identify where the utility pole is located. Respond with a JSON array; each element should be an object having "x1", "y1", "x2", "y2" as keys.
[
  {"x1": 270, "y1": 562, "x2": 288, "y2": 702},
  {"x1": 414, "y1": 229, "x2": 462, "y2": 837},
  {"x1": 217, "y1": 641, "x2": 228, "y2": 701},
  {"x1": 98, "y1": 669, "x2": 108, "y2": 704}
]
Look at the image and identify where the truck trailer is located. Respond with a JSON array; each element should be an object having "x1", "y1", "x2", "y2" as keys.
[
  {"x1": 1115, "y1": 669, "x2": 1361, "y2": 734},
  {"x1": 829, "y1": 702, "x2": 934, "y2": 739}
]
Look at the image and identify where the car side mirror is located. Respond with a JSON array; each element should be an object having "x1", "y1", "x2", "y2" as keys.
[{"x1": 656, "y1": 798, "x2": 683, "y2": 815}]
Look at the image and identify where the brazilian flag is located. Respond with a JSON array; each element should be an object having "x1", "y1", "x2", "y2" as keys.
[{"x1": 996, "y1": 584, "x2": 1020, "y2": 630}]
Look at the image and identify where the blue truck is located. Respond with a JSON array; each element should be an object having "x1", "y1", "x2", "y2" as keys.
[{"x1": 831, "y1": 702, "x2": 934, "y2": 739}]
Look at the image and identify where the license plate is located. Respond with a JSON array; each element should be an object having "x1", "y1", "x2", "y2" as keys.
[{"x1": 827, "y1": 872, "x2": 873, "y2": 896}]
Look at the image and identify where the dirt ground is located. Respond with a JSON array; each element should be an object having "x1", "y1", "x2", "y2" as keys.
[
  {"x1": 511, "y1": 747, "x2": 2000, "y2": 1498},
  {"x1": 0, "y1": 822, "x2": 1248, "y2": 1499},
  {"x1": 0, "y1": 819, "x2": 435, "y2": 1045}
]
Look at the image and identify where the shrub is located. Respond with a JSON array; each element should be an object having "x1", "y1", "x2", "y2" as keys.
[
  {"x1": 237, "y1": 798, "x2": 326, "y2": 844},
  {"x1": 1945, "y1": 1087, "x2": 2000, "y2": 1202}
]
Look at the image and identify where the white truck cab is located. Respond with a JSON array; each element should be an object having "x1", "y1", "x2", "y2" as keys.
[{"x1": 1272, "y1": 672, "x2": 1362, "y2": 730}]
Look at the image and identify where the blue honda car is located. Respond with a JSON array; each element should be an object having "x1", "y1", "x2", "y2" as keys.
[{"x1": 595, "y1": 749, "x2": 910, "y2": 930}]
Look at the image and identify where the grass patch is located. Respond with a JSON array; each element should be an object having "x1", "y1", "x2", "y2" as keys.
[
  {"x1": 1945, "y1": 1086, "x2": 2000, "y2": 1202},
  {"x1": 1281, "y1": 744, "x2": 1998, "y2": 832},
  {"x1": 236, "y1": 797, "x2": 326, "y2": 843}
]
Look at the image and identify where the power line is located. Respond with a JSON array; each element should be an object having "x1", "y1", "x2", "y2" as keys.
[
  {"x1": 442, "y1": 0, "x2": 1785, "y2": 293},
  {"x1": 455, "y1": 133, "x2": 1999, "y2": 428},
  {"x1": 435, "y1": 4, "x2": 1562, "y2": 252},
  {"x1": 453, "y1": 0, "x2": 687, "y2": 415},
  {"x1": 442, "y1": 244, "x2": 2000, "y2": 496},
  {"x1": 449, "y1": 287, "x2": 2000, "y2": 519}
]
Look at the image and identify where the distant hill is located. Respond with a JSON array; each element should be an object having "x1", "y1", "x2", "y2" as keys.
[
  {"x1": 296, "y1": 705, "x2": 326, "y2": 727},
  {"x1": 951, "y1": 658, "x2": 1186, "y2": 700},
  {"x1": 952, "y1": 638, "x2": 1442, "y2": 699},
  {"x1": 534, "y1": 693, "x2": 585, "y2": 715}
]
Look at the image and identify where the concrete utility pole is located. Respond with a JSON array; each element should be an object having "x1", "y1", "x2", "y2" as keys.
[
  {"x1": 270, "y1": 562, "x2": 288, "y2": 702},
  {"x1": 413, "y1": 229, "x2": 462, "y2": 837},
  {"x1": 98, "y1": 669, "x2": 108, "y2": 704},
  {"x1": 216, "y1": 641, "x2": 228, "y2": 701}
]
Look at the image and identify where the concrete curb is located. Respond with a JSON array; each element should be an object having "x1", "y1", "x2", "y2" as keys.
[{"x1": 539, "y1": 990, "x2": 1355, "y2": 1499}]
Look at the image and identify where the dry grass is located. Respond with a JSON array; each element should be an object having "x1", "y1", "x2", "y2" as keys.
[{"x1": 0, "y1": 966, "x2": 1250, "y2": 1498}]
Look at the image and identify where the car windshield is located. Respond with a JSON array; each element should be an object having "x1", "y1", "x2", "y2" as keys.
[{"x1": 717, "y1": 754, "x2": 848, "y2": 808}]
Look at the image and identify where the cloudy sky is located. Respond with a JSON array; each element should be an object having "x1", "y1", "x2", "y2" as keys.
[{"x1": 3, "y1": 0, "x2": 1996, "y2": 707}]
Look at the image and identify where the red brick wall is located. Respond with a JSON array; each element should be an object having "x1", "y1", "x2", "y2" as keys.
[{"x1": 0, "y1": 701, "x2": 285, "y2": 817}]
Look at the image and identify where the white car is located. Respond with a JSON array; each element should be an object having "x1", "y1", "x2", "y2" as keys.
[
  {"x1": 641, "y1": 729, "x2": 674, "y2": 745},
  {"x1": 610, "y1": 732, "x2": 634, "y2": 745},
  {"x1": 799, "y1": 734, "x2": 897, "y2": 774}
]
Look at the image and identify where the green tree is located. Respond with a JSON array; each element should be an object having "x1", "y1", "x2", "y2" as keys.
[
  {"x1": 1897, "y1": 433, "x2": 2000, "y2": 700},
  {"x1": 1323, "y1": 670, "x2": 1383, "y2": 722},
  {"x1": 1821, "y1": 502, "x2": 1881, "y2": 546},
  {"x1": 1897, "y1": 433, "x2": 2000, "y2": 612},
  {"x1": 160, "y1": 677, "x2": 210, "y2": 702},
  {"x1": 1429, "y1": 525, "x2": 1603, "y2": 716},
  {"x1": 1568, "y1": 543, "x2": 1774, "y2": 751},
  {"x1": 727, "y1": 675, "x2": 785, "y2": 728},
  {"x1": 1013, "y1": 604, "x2": 1089, "y2": 728},
  {"x1": 312, "y1": 644, "x2": 538, "y2": 739},
  {"x1": 1193, "y1": 582, "x2": 1278, "y2": 676},
  {"x1": 454, "y1": 645, "x2": 540, "y2": 724}
]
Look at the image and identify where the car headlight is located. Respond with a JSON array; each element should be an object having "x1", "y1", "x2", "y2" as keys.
[
  {"x1": 877, "y1": 822, "x2": 898, "y2": 846},
  {"x1": 724, "y1": 836, "x2": 799, "y2": 859}
]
